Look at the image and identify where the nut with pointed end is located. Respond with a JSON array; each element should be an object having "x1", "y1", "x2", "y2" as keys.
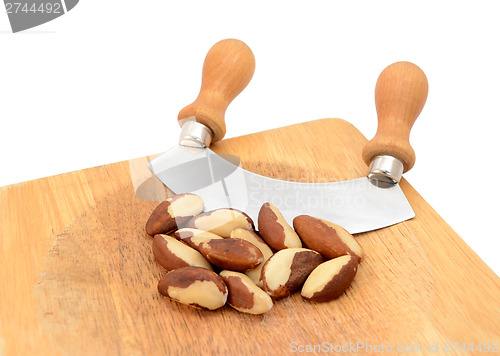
[
  {"x1": 220, "y1": 270, "x2": 273, "y2": 314},
  {"x1": 230, "y1": 228, "x2": 273, "y2": 286},
  {"x1": 173, "y1": 228, "x2": 223, "y2": 250},
  {"x1": 185, "y1": 208, "x2": 254, "y2": 237},
  {"x1": 293, "y1": 215, "x2": 363, "y2": 260},
  {"x1": 198, "y1": 238, "x2": 263, "y2": 272},
  {"x1": 152, "y1": 234, "x2": 212, "y2": 271},
  {"x1": 258, "y1": 202, "x2": 302, "y2": 250},
  {"x1": 301, "y1": 255, "x2": 359, "y2": 303},
  {"x1": 260, "y1": 248, "x2": 323, "y2": 298},
  {"x1": 145, "y1": 194, "x2": 204, "y2": 236},
  {"x1": 158, "y1": 266, "x2": 227, "y2": 310}
]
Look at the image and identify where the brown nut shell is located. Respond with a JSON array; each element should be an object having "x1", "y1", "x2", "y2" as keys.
[
  {"x1": 198, "y1": 238, "x2": 263, "y2": 272},
  {"x1": 220, "y1": 270, "x2": 273, "y2": 314},
  {"x1": 260, "y1": 248, "x2": 323, "y2": 298},
  {"x1": 258, "y1": 202, "x2": 302, "y2": 250},
  {"x1": 230, "y1": 228, "x2": 273, "y2": 286},
  {"x1": 152, "y1": 234, "x2": 212, "y2": 271},
  {"x1": 145, "y1": 193, "x2": 204, "y2": 236},
  {"x1": 293, "y1": 215, "x2": 363, "y2": 260},
  {"x1": 185, "y1": 208, "x2": 254, "y2": 237},
  {"x1": 158, "y1": 266, "x2": 227, "y2": 310},
  {"x1": 301, "y1": 255, "x2": 359, "y2": 302},
  {"x1": 173, "y1": 228, "x2": 223, "y2": 250}
]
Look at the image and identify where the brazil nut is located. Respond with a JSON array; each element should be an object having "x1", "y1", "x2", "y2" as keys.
[
  {"x1": 301, "y1": 254, "x2": 359, "y2": 302},
  {"x1": 173, "y1": 228, "x2": 223, "y2": 250},
  {"x1": 198, "y1": 238, "x2": 263, "y2": 272},
  {"x1": 220, "y1": 270, "x2": 273, "y2": 314},
  {"x1": 158, "y1": 266, "x2": 227, "y2": 310},
  {"x1": 260, "y1": 248, "x2": 323, "y2": 298},
  {"x1": 152, "y1": 234, "x2": 212, "y2": 271},
  {"x1": 230, "y1": 228, "x2": 273, "y2": 286},
  {"x1": 186, "y1": 208, "x2": 254, "y2": 237},
  {"x1": 146, "y1": 193, "x2": 204, "y2": 236},
  {"x1": 293, "y1": 215, "x2": 363, "y2": 260},
  {"x1": 258, "y1": 202, "x2": 302, "y2": 250}
]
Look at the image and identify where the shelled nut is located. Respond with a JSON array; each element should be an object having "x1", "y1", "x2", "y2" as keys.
[
  {"x1": 230, "y1": 228, "x2": 273, "y2": 286},
  {"x1": 301, "y1": 255, "x2": 359, "y2": 303},
  {"x1": 293, "y1": 215, "x2": 363, "y2": 260},
  {"x1": 198, "y1": 238, "x2": 263, "y2": 272},
  {"x1": 173, "y1": 228, "x2": 223, "y2": 250},
  {"x1": 260, "y1": 248, "x2": 323, "y2": 298},
  {"x1": 146, "y1": 194, "x2": 204, "y2": 236},
  {"x1": 220, "y1": 270, "x2": 273, "y2": 314},
  {"x1": 152, "y1": 234, "x2": 212, "y2": 271},
  {"x1": 258, "y1": 202, "x2": 302, "y2": 250},
  {"x1": 158, "y1": 266, "x2": 227, "y2": 310},
  {"x1": 186, "y1": 208, "x2": 254, "y2": 237}
]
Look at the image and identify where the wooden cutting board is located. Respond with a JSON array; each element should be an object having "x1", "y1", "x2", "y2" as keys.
[{"x1": 0, "y1": 119, "x2": 498, "y2": 356}]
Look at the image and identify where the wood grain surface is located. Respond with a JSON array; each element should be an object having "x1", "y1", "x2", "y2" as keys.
[{"x1": 0, "y1": 119, "x2": 498, "y2": 356}]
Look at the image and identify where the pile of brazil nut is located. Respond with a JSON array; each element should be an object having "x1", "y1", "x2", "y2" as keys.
[{"x1": 145, "y1": 193, "x2": 364, "y2": 315}]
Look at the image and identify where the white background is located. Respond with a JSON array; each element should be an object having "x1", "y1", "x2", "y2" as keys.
[{"x1": 0, "y1": 1, "x2": 498, "y2": 275}]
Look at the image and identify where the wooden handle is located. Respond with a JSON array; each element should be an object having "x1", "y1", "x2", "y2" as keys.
[
  {"x1": 177, "y1": 39, "x2": 256, "y2": 143},
  {"x1": 362, "y1": 61, "x2": 428, "y2": 172}
]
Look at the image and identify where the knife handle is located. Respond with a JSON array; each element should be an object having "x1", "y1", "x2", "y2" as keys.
[
  {"x1": 362, "y1": 61, "x2": 428, "y2": 174},
  {"x1": 178, "y1": 39, "x2": 256, "y2": 144}
]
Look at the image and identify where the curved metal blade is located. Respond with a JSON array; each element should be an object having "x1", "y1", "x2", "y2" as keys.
[{"x1": 148, "y1": 147, "x2": 414, "y2": 234}]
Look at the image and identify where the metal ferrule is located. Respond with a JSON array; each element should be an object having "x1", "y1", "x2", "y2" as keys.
[
  {"x1": 178, "y1": 119, "x2": 212, "y2": 149},
  {"x1": 367, "y1": 155, "x2": 404, "y2": 187}
]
